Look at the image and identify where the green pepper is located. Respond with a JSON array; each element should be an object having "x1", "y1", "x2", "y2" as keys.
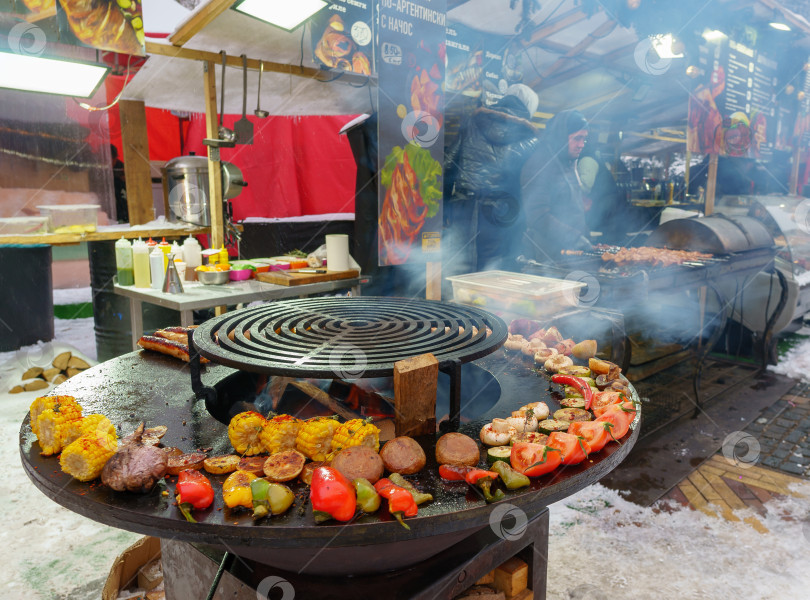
[
  {"x1": 251, "y1": 478, "x2": 294, "y2": 519},
  {"x1": 476, "y1": 477, "x2": 505, "y2": 503},
  {"x1": 352, "y1": 478, "x2": 381, "y2": 513},
  {"x1": 491, "y1": 460, "x2": 531, "y2": 490},
  {"x1": 388, "y1": 473, "x2": 433, "y2": 506}
]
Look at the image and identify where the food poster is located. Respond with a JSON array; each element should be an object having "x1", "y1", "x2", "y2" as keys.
[
  {"x1": 310, "y1": 0, "x2": 373, "y2": 75},
  {"x1": 445, "y1": 22, "x2": 520, "y2": 106},
  {"x1": 687, "y1": 37, "x2": 780, "y2": 159},
  {"x1": 0, "y1": 0, "x2": 60, "y2": 47},
  {"x1": 376, "y1": 0, "x2": 446, "y2": 267},
  {"x1": 55, "y1": 0, "x2": 144, "y2": 56}
]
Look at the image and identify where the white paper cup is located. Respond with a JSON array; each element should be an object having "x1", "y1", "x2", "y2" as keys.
[
  {"x1": 175, "y1": 261, "x2": 186, "y2": 281},
  {"x1": 326, "y1": 234, "x2": 350, "y2": 271}
]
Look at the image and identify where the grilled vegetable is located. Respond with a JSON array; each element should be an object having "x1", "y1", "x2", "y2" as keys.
[
  {"x1": 568, "y1": 420, "x2": 612, "y2": 452},
  {"x1": 438, "y1": 463, "x2": 474, "y2": 481},
  {"x1": 296, "y1": 416, "x2": 340, "y2": 462},
  {"x1": 203, "y1": 455, "x2": 241, "y2": 475},
  {"x1": 476, "y1": 476, "x2": 505, "y2": 504},
  {"x1": 330, "y1": 446, "x2": 384, "y2": 484},
  {"x1": 167, "y1": 452, "x2": 207, "y2": 476},
  {"x1": 486, "y1": 446, "x2": 513, "y2": 465},
  {"x1": 228, "y1": 411, "x2": 267, "y2": 456},
  {"x1": 259, "y1": 414, "x2": 302, "y2": 454},
  {"x1": 29, "y1": 395, "x2": 81, "y2": 437},
  {"x1": 250, "y1": 478, "x2": 294, "y2": 519},
  {"x1": 553, "y1": 408, "x2": 592, "y2": 423},
  {"x1": 388, "y1": 473, "x2": 433, "y2": 505},
  {"x1": 491, "y1": 460, "x2": 530, "y2": 489},
  {"x1": 310, "y1": 466, "x2": 356, "y2": 523},
  {"x1": 352, "y1": 477, "x2": 381, "y2": 513},
  {"x1": 330, "y1": 418, "x2": 380, "y2": 456},
  {"x1": 222, "y1": 470, "x2": 257, "y2": 509},
  {"x1": 59, "y1": 433, "x2": 118, "y2": 482},
  {"x1": 379, "y1": 436, "x2": 426, "y2": 474},
  {"x1": 537, "y1": 419, "x2": 570, "y2": 435},
  {"x1": 510, "y1": 442, "x2": 562, "y2": 477},
  {"x1": 509, "y1": 431, "x2": 548, "y2": 446},
  {"x1": 35, "y1": 402, "x2": 84, "y2": 456},
  {"x1": 560, "y1": 397, "x2": 586, "y2": 409},
  {"x1": 176, "y1": 469, "x2": 215, "y2": 522},
  {"x1": 262, "y1": 449, "x2": 306, "y2": 482},
  {"x1": 551, "y1": 374, "x2": 594, "y2": 410},
  {"x1": 547, "y1": 431, "x2": 590, "y2": 465},
  {"x1": 374, "y1": 478, "x2": 418, "y2": 529}
]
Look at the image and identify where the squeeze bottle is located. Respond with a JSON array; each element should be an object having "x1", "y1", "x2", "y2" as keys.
[
  {"x1": 133, "y1": 239, "x2": 151, "y2": 288},
  {"x1": 114, "y1": 237, "x2": 134, "y2": 286},
  {"x1": 150, "y1": 246, "x2": 165, "y2": 289}
]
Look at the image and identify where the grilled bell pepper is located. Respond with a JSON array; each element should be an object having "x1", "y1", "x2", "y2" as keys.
[
  {"x1": 463, "y1": 468, "x2": 499, "y2": 485},
  {"x1": 388, "y1": 473, "x2": 433, "y2": 505},
  {"x1": 491, "y1": 460, "x2": 530, "y2": 490},
  {"x1": 222, "y1": 470, "x2": 258, "y2": 510},
  {"x1": 477, "y1": 476, "x2": 505, "y2": 503},
  {"x1": 352, "y1": 477, "x2": 381, "y2": 513},
  {"x1": 438, "y1": 464, "x2": 473, "y2": 481},
  {"x1": 310, "y1": 466, "x2": 356, "y2": 523},
  {"x1": 251, "y1": 478, "x2": 295, "y2": 519},
  {"x1": 551, "y1": 374, "x2": 594, "y2": 410},
  {"x1": 374, "y1": 478, "x2": 418, "y2": 530},
  {"x1": 176, "y1": 469, "x2": 215, "y2": 523}
]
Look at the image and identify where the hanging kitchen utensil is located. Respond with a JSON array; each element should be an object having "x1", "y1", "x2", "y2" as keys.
[
  {"x1": 234, "y1": 54, "x2": 254, "y2": 145},
  {"x1": 218, "y1": 51, "x2": 236, "y2": 144},
  {"x1": 254, "y1": 61, "x2": 269, "y2": 118}
]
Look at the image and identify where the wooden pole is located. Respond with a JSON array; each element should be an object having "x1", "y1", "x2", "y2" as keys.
[
  {"x1": 202, "y1": 60, "x2": 224, "y2": 250},
  {"x1": 426, "y1": 261, "x2": 441, "y2": 300},
  {"x1": 119, "y1": 100, "x2": 153, "y2": 225},
  {"x1": 684, "y1": 149, "x2": 691, "y2": 197},
  {"x1": 789, "y1": 147, "x2": 801, "y2": 195},
  {"x1": 704, "y1": 153, "x2": 718, "y2": 215}
]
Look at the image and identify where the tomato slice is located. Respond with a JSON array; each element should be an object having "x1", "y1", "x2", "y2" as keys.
[
  {"x1": 567, "y1": 420, "x2": 611, "y2": 453},
  {"x1": 547, "y1": 432, "x2": 590, "y2": 465},
  {"x1": 595, "y1": 402, "x2": 636, "y2": 439},
  {"x1": 510, "y1": 442, "x2": 562, "y2": 477},
  {"x1": 590, "y1": 391, "x2": 625, "y2": 417}
]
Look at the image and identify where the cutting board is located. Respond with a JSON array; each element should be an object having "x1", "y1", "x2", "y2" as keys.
[{"x1": 255, "y1": 269, "x2": 360, "y2": 286}]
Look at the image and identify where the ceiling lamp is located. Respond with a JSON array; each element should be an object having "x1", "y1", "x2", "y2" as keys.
[
  {"x1": 701, "y1": 29, "x2": 727, "y2": 42},
  {"x1": 769, "y1": 22, "x2": 791, "y2": 31},
  {"x1": 233, "y1": 0, "x2": 327, "y2": 32},
  {"x1": 0, "y1": 51, "x2": 109, "y2": 98},
  {"x1": 651, "y1": 34, "x2": 684, "y2": 59}
]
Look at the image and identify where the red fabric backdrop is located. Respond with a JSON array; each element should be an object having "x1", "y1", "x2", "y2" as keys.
[{"x1": 102, "y1": 73, "x2": 358, "y2": 220}]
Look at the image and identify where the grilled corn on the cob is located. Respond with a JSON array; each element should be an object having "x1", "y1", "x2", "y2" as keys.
[
  {"x1": 62, "y1": 414, "x2": 117, "y2": 449},
  {"x1": 295, "y1": 416, "x2": 340, "y2": 462},
  {"x1": 259, "y1": 414, "x2": 302, "y2": 454},
  {"x1": 228, "y1": 411, "x2": 267, "y2": 456},
  {"x1": 59, "y1": 433, "x2": 118, "y2": 481},
  {"x1": 330, "y1": 418, "x2": 380, "y2": 456},
  {"x1": 36, "y1": 402, "x2": 84, "y2": 456},
  {"x1": 29, "y1": 395, "x2": 81, "y2": 437}
]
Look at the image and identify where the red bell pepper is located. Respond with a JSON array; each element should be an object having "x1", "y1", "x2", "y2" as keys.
[
  {"x1": 310, "y1": 466, "x2": 356, "y2": 523},
  {"x1": 510, "y1": 442, "x2": 562, "y2": 477},
  {"x1": 464, "y1": 469, "x2": 499, "y2": 485},
  {"x1": 551, "y1": 374, "x2": 594, "y2": 410},
  {"x1": 547, "y1": 431, "x2": 590, "y2": 465},
  {"x1": 175, "y1": 469, "x2": 214, "y2": 523},
  {"x1": 567, "y1": 420, "x2": 612, "y2": 453},
  {"x1": 374, "y1": 478, "x2": 418, "y2": 529},
  {"x1": 438, "y1": 464, "x2": 473, "y2": 481}
]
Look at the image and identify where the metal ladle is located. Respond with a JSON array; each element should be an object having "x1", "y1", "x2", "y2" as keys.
[
  {"x1": 218, "y1": 51, "x2": 236, "y2": 143},
  {"x1": 254, "y1": 61, "x2": 269, "y2": 118}
]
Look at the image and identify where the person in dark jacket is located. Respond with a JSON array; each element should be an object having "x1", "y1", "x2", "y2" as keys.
[
  {"x1": 442, "y1": 84, "x2": 539, "y2": 283},
  {"x1": 520, "y1": 109, "x2": 590, "y2": 263}
]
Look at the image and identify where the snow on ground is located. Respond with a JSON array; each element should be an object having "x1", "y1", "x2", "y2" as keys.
[
  {"x1": 2, "y1": 302, "x2": 810, "y2": 598},
  {"x1": 768, "y1": 336, "x2": 810, "y2": 383},
  {"x1": 53, "y1": 286, "x2": 93, "y2": 306}
]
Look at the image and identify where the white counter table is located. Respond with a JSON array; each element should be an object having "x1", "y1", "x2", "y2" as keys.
[{"x1": 114, "y1": 277, "x2": 363, "y2": 350}]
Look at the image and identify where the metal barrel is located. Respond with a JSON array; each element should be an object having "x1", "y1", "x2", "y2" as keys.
[
  {"x1": 89, "y1": 240, "x2": 180, "y2": 361},
  {"x1": 0, "y1": 244, "x2": 53, "y2": 351}
]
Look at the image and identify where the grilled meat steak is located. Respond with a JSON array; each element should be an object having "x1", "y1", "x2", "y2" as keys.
[{"x1": 101, "y1": 422, "x2": 168, "y2": 492}]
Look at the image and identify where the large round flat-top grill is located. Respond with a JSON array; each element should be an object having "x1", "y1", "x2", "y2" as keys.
[{"x1": 193, "y1": 296, "x2": 508, "y2": 377}]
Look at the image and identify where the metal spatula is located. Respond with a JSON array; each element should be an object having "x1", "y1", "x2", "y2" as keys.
[{"x1": 234, "y1": 54, "x2": 254, "y2": 145}]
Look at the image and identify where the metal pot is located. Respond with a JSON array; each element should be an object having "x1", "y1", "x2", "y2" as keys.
[
  {"x1": 163, "y1": 157, "x2": 247, "y2": 226},
  {"x1": 221, "y1": 162, "x2": 247, "y2": 200}
]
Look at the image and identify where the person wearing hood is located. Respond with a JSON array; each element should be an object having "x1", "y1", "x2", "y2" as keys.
[
  {"x1": 520, "y1": 109, "x2": 590, "y2": 262},
  {"x1": 442, "y1": 83, "x2": 539, "y2": 285}
]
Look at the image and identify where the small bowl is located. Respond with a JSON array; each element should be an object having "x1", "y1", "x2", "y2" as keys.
[
  {"x1": 229, "y1": 268, "x2": 252, "y2": 281},
  {"x1": 197, "y1": 270, "x2": 230, "y2": 285}
]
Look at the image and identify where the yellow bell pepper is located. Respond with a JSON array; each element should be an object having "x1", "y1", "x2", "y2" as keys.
[{"x1": 222, "y1": 470, "x2": 257, "y2": 509}]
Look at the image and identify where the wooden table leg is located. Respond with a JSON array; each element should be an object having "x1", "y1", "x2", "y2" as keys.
[
  {"x1": 180, "y1": 310, "x2": 194, "y2": 328},
  {"x1": 130, "y1": 298, "x2": 143, "y2": 350}
]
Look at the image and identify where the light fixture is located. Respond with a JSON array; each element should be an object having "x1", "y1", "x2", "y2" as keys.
[
  {"x1": 651, "y1": 34, "x2": 684, "y2": 59},
  {"x1": 0, "y1": 51, "x2": 109, "y2": 98},
  {"x1": 769, "y1": 22, "x2": 791, "y2": 31},
  {"x1": 233, "y1": 0, "x2": 327, "y2": 32},
  {"x1": 701, "y1": 29, "x2": 727, "y2": 42}
]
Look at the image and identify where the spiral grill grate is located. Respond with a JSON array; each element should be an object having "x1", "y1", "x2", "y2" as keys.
[{"x1": 193, "y1": 297, "x2": 508, "y2": 378}]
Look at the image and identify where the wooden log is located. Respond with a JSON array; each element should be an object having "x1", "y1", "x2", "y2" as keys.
[
  {"x1": 120, "y1": 100, "x2": 154, "y2": 225},
  {"x1": 493, "y1": 557, "x2": 528, "y2": 598},
  {"x1": 393, "y1": 353, "x2": 438, "y2": 437}
]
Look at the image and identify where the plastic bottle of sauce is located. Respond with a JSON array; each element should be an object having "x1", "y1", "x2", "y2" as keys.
[
  {"x1": 133, "y1": 239, "x2": 151, "y2": 288},
  {"x1": 158, "y1": 237, "x2": 171, "y2": 269},
  {"x1": 218, "y1": 245, "x2": 229, "y2": 267},
  {"x1": 170, "y1": 241, "x2": 183, "y2": 262},
  {"x1": 182, "y1": 235, "x2": 202, "y2": 268},
  {"x1": 114, "y1": 237, "x2": 134, "y2": 286},
  {"x1": 150, "y1": 246, "x2": 165, "y2": 290}
]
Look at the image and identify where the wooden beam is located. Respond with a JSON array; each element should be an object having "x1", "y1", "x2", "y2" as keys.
[
  {"x1": 790, "y1": 146, "x2": 801, "y2": 195},
  {"x1": 626, "y1": 132, "x2": 687, "y2": 144},
  {"x1": 203, "y1": 61, "x2": 225, "y2": 250},
  {"x1": 534, "y1": 41, "x2": 636, "y2": 88},
  {"x1": 572, "y1": 88, "x2": 630, "y2": 112},
  {"x1": 705, "y1": 153, "x2": 718, "y2": 215},
  {"x1": 522, "y1": 8, "x2": 587, "y2": 47},
  {"x1": 169, "y1": 0, "x2": 235, "y2": 47},
  {"x1": 119, "y1": 100, "x2": 153, "y2": 226},
  {"x1": 145, "y1": 41, "x2": 372, "y2": 86},
  {"x1": 540, "y1": 20, "x2": 618, "y2": 80}
]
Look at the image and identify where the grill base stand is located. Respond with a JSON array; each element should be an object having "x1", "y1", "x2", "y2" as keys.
[{"x1": 161, "y1": 509, "x2": 549, "y2": 600}]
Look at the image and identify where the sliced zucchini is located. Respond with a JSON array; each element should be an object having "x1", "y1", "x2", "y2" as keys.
[
  {"x1": 564, "y1": 385, "x2": 583, "y2": 398},
  {"x1": 510, "y1": 431, "x2": 549, "y2": 446},
  {"x1": 560, "y1": 397, "x2": 586, "y2": 409},
  {"x1": 558, "y1": 365, "x2": 591, "y2": 378},
  {"x1": 486, "y1": 446, "x2": 513, "y2": 465},
  {"x1": 553, "y1": 408, "x2": 592, "y2": 423},
  {"x1": 537, "y1": 419, "x2": 570, "y2": 435}
]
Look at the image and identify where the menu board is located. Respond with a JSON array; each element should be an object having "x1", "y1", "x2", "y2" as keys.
[
  {"x1": 376, "y1": 0, "x2": 446, "y2": 267},
  {"x1": 445, "y1": 23, "x2": 517, "y2": 105},
  {"x1": 310, "y1": 0, "x2": 373, "y2": 75},
  {"x1": 687, "y1": 38, "x2": 782, "y2": 159}
]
